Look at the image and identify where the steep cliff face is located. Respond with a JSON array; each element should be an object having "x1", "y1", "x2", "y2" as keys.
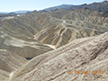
[{"x1": 10, "y1": 32, "x2": 108, "y2": 81}]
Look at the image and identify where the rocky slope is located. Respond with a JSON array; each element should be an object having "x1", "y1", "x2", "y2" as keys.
[{"x1": 10, "y1": 32, "x2": 108, "y2": 81}]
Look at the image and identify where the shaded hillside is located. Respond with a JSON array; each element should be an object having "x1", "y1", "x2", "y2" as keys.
[
  {"x1": 10, "y1": 32, "x2": 108, "y2": 81},
  {"x1": 0, "y1": 49, "x2": 27, "y2": 81}
]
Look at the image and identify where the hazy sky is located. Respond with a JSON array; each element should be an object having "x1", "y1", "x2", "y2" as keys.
[{"x1": 0, "y1": 0, "x2": 104, "y2": 12}]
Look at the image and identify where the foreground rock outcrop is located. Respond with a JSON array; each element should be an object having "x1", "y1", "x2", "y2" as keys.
[{"x1": 10, "y1": 32, "x2": 108, "y2": 81}]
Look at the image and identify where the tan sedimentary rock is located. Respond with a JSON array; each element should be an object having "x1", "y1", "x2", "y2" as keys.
[{"x1": 10, "y1": 32, "x2": 108, "y2": 81}]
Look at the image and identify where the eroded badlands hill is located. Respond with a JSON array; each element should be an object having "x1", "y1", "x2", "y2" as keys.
[
  {"x1": 10, "y1": 32, "x2": 108, "y2": 81},
  {"x1": 34, "y1": 9, "x2": 108, "y2": 48},
  {"x1": 0, "y1": 8, "x2": 108, "y2": 57}
]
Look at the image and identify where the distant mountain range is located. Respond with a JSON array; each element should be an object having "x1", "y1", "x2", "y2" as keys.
[
  {"x1": 13, "y1": 10, "x2": 32, "y2": 13},
  {"x1": 41, "y1": 4, "x2": 87, "y2": 11},
  {"x1": 40, "y1": 4, "x2": 75, "y2": 11},
  {"x1": 0, "y1": 10, "x2": 33, "y2": 18},
  {"x1": 0, "y1": 12, "x2": 9, "y2": 14},
  {"x1": 0, "y1": 10, "x2": 32, "y2": 14},
  {"x1": 41, "y1": 1, "x2": 108, "y2": 12}
]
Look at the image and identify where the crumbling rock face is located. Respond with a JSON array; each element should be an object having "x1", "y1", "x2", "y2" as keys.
[{"x1": 10, "y1": 32, "x2": 108, "y2": 81}]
